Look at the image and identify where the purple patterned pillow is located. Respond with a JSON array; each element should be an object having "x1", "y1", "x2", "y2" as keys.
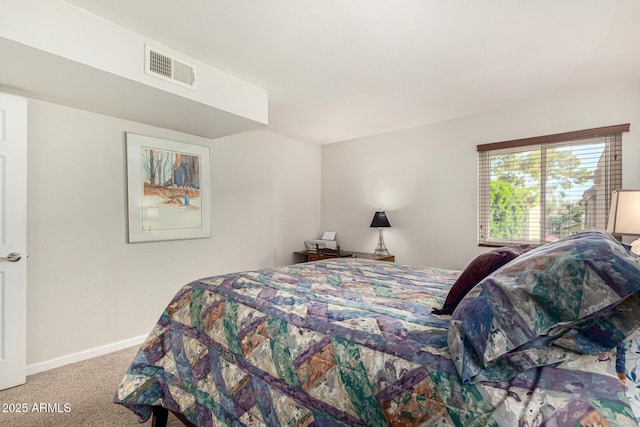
[
  {"x1": 432, "y1": 246, "x2": 530, "y2": 315},
  {"x1": 449, "y1": 231, "x2": 640, "y2": 384}
]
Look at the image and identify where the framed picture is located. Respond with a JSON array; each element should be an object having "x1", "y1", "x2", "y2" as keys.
[{"x1": 126, "y1": 133, "x2": 211, "y2": 243}]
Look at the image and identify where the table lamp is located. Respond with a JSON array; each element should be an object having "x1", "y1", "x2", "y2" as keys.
[
  {"x1": 370, "y1": 210, "x2": 391, "y2": 256},
  {"x1": 607, "y1": 189, "x2": 640, "y2": 256}
]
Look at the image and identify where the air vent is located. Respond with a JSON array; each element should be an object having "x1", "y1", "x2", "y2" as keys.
[{"x1": 145, "y1": 45, "x2": 196, "y2": 90}]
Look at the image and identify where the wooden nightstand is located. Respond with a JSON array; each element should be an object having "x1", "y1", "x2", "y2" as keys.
[
  {"x1": 350, "y1": 252, "x2": 395, "y2": 262},
  {"x1": 294, "y1": 250, "x2": 394, "y2": 263}
]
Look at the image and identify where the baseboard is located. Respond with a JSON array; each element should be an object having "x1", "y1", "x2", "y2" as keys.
[{"x1": 26, "y1": 334, "x2": 147, "y2": 376}]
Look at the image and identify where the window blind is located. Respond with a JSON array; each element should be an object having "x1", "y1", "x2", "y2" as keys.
[{"x1": 477, "y1": 124, "x2": 628, "y2": 246}]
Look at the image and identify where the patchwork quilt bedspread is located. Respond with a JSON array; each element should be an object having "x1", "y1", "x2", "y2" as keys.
[{"x1": 115, "y1": 258, "x2": 638, "y2": 426}]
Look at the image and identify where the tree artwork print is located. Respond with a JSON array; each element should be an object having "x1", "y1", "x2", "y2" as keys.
[{"x1": 141, "y1": 147, "x2": 202, "y2": 230}]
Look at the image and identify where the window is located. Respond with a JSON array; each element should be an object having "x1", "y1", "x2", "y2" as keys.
[{"x1": 477, "y1": 124, "x2": 628, "y2": 246}]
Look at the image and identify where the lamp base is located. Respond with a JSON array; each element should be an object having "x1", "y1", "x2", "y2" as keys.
[{"x1": 373, "y1": 228, "x2": 390, "y2": 256}]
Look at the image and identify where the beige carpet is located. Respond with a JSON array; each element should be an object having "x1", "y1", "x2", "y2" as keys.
[{"x1": 0, "y1": 346, "x2": 183, "y2": 426}]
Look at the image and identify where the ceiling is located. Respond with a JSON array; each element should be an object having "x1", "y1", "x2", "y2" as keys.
[{"x1": 64, "y1": 0, "x2": 640, "y2": 145}]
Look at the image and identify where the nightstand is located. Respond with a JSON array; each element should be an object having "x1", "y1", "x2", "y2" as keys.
[{"x1": 294, "y1": 250, "x2": 395, "y2": 263}]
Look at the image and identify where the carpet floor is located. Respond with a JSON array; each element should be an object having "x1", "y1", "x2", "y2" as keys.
[{"x1": 0, "y1": 346, "x2": 183, "y2": 426}]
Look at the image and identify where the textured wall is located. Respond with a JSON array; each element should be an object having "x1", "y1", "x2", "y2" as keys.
[
  {"x1": 322, "y1": 84, "x2": 640, "y2": 269},
  {"x1": 26, "y1": 100, "x2": 320, "y2": 365}
]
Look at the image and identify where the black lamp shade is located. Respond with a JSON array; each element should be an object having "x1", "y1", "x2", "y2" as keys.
[{"x1": 370, "y1": 211, "x2": 391, "y2": 228}]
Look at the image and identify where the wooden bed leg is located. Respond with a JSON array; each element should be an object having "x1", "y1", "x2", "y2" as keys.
[
  {"x1": 151, "y1": 406, "x2": 197, "y2": 427},
  {"x1": 152, "y1": 406, "x2": 169, "y2": 427}
]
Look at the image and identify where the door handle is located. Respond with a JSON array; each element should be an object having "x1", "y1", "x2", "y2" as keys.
[{"x1": 0, "y1": 252, "x2": 21, "y2": 262}]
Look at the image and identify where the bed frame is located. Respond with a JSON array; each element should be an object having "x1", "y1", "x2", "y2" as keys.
[{"x1": 151, "y1": 406, "x2": 196, "y2": 427}]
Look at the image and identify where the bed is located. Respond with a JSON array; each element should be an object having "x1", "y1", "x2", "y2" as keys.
[{"x1": 115, "y1": 231, "x2": 640, "y2": 426}]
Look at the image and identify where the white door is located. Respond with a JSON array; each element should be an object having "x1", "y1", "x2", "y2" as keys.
[{"x1": 0, "y1": 93, "x2": 27, "y2": 390}]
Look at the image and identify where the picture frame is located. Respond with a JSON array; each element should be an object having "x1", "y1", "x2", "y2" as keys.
[{"x1": 126, "y1": 133, "x2": 211, "y2": 243}]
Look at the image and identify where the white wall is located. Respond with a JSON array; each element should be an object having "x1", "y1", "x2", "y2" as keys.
[
  {"x1": 26, "y1": 100, "x2": 320, "y2": 365},
  {"x1": 322, "y1": 84, "x2": 640, "y2": 269}
]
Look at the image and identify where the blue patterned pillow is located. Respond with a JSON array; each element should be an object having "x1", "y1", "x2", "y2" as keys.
[{"x1": 448, "y1": 231, "x2": 640, "y2": 384}]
